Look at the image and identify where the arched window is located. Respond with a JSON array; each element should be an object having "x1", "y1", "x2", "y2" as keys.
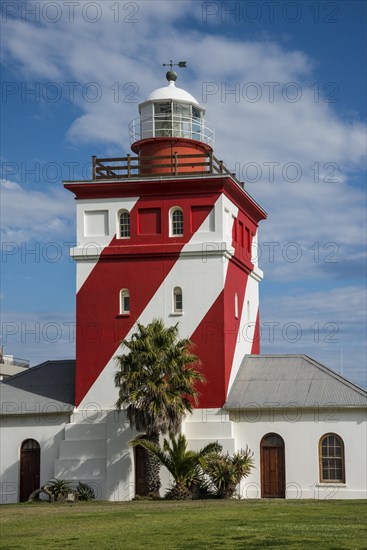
[
  {"x1": 173, "y1": 287, "x2": 183, "y2": 313},
  {"x1": 170, "y1": 207, "x2": 183, "y2": 236},
  {"x1": 319, "y1": 433, "x2": 345, "y2": 483},
  {"x1": 118, "y1": 210, "x2": 130, "y2": 238},
  {"x1": 120, "y1": 289, "x2": 130, "y2": 314}
]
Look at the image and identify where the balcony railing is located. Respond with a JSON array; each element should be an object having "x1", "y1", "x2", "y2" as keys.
[
  {"x1": 92, "y1": 152, "x2": 242, "y2": 185},
  {"x1": 129, "y1": 115, "x2": 215, "y2": 147},
  {"x1": 0, "y1": 356, "x2": 30, "y2": 368}
]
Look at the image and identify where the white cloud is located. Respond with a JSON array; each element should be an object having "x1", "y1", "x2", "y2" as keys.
[
  {"x1": 0, "y1": 179, "x2": 75, "y2": 243},
  {"x1": 2, "y1": 3, "x2": 365, "y2": 166},
  {"x1": 251, "y1": 179, "x2": 366, "y2": 281},
  {"x1": 261, "y1": 286, "x2": 367, "y2": 387},
  {"x1": 1, "y1": 1, "x2": 365, "y2": 385}
]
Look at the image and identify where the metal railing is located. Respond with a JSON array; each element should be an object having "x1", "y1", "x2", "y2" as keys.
[
  {"x1": 129, "y1": 115, "x2": 215, "y2": 147},
  {"x1": 0, "y1": 356, "x2": 30, "y2": 368},
  {"x1": 92, "y1": 152, "x2": 241, "y2": 184}
]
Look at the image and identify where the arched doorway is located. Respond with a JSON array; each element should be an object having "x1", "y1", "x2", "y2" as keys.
[
  {"x1": 260, "y1": 433, "x2": 285, "y2": 498},
  {"x1": 20, "y1": 439, "x2": 40, "y2": 502},
  {"x1": 134, "y1": 445, "x2": 148, "y2": 497}
]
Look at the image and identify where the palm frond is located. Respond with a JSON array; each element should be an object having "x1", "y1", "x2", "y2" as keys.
[{"x1": 114, "y1": 318, "x2": 204, "y2": 435}]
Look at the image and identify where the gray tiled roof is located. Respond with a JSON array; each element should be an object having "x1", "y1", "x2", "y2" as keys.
[
  {"x1": 225, "y1": 355, "x2": 367, "y2": 410},
  {"x1": 0, "y1": 360, "x2": 75, "y2": 415}
]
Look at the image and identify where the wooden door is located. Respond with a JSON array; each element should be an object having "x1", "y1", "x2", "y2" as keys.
[
  {"x1": 260, "y1": 433, "x2": 285, "y2": 498},
  {"x1": 135, "y1": 445, "x2": 148, "y2": 497},
  {"x1": 20, "y1": 439, "x2": 40, "y2": 502}
]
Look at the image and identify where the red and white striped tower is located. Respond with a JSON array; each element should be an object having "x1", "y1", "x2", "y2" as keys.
[{"x1": 64, "y1": 68, "x2": 267, "y2": 411}]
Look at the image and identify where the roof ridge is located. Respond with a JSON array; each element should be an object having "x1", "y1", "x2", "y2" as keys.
[
  {"x1": 0, "y1": 360, "x2": 76, "y2": 415},
  {"x1": 0, "y1": 359, "x2": 76, "y2": 385},
  {"x1": 225, "y1": 354, "x2": 367, "y2": 410},
  {"x1": 302, "y1": 354, "x2": 367, "y2": 397},
  {"x1": 245, "y1": 354, "x2": 366, "y2": 395}
]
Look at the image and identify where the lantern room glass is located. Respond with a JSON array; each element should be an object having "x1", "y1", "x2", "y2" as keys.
[{"x1": 139, "y1": 101, "x2": 204, "y2": 141}]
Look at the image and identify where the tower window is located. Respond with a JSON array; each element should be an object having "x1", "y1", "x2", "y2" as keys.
[
  {"x1": 151, "y1": 102, "x2": 205, "y2": 141},
  {"x1": 246, "y1": 227, "x2": 251, "y2": 254},
  {"x1": 232, "y1": 215, "x2": 237, "y2": 242},
  {"x1": 170, "y1": 207, "x2": 184, "y2": 236},
  {"x1": 234, "y1": 293, "x2": 239, "y2": 319},
  {"x1": 154, "y1": 103, "x2": 171, "y2": 137},
  {"x1": 173, "y1": 286, "x2": 183, "y2": 313},
  {"x1": 155, "y1": 102, "x2": 171, "y2": 114},
  {"x1": 118, "y1": 210, "x2": 130, "y2": 238},
  {"x1": 120, "y1": 289, "x2": 130, "y2": 314},
  {"x1": 239, "y1": 221, "x2": 244, "y2": 248},
  {"x1": 319, "y1": 433, "x2": 345, "y2": 483}
]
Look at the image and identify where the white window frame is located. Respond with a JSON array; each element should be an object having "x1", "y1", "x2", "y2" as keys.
[
  {"x1": 118, "y1": 210, "x2": 131, "y2": 239},
  {"x1": 173, "y1": 286, "x2": 183, "y2": 314},
  {"x1": 170, "y1": 207, "x2": 184, "y2": 237},
  {"x1": 120, "y1": 289, "x2": 130, "y2": 314},
  {"x1": 319, "y1": 433, "x2": 345, "y2": 484}
]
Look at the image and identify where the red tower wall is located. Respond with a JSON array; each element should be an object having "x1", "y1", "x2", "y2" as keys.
[
  {"x1": 131, "y1": 137, "x2": 212, "y2": 176},
  {"x1": 66, "y1": 175, "x2": 266, "y2": 408}
]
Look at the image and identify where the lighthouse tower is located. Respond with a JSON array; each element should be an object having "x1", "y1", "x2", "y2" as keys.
[
  {"x1": 2, "y1": 67, "x2": 366, "y2": 507},
  {"x1": 64, "y1": 68, "x2": 266, "y2": 412}
]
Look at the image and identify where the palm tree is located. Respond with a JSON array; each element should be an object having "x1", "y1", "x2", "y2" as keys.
[
  {"x1": 131, "y1": 433, "x2": 221, "y2": 499},
  {"x1": 115, "y1": 318, "x2": 204, "y2": 496}
]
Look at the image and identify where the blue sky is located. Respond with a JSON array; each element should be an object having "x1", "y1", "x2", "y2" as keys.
[{"x1": 1, "y1": 0, "x2": 366, "y2": 386}]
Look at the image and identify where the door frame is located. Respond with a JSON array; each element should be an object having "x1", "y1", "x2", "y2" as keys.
[
  {"x1": 260, "y1": 433, "x2": 285, "y2": 498},
  {"x1": 134, "y1": 442, "x2": 148, "y2": 497},
  {"x1": 19, "y1": 439, "x2": 40, "y2": 502}
]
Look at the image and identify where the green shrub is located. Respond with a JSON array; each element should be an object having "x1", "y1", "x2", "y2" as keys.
[
  {"x1": 48, "y1": 479, "x2": 73, "y2": 502},
  {"x1": 76, "y1": 482, "x2": 96, "y2": 501},
  {"x1": 131, "y1": 433, "x2": 221, "y2": 500},
  {"x1": 205, "y1": 447, "x2": 254, "y2": 499}
]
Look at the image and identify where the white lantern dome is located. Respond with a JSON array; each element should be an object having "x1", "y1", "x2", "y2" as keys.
[{"x1": 145, "y1": 80, "x2": 200, "y2": 105}]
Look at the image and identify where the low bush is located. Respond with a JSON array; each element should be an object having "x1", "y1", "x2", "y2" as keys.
[
  {"x1": 48, "y1": 479, "x2": 73, "y2": 502},
  {"x1": 204, "y1": 447, "x2": 255, "y2": 499},
  {"x1": 76, "y1": 482, "x2": 96, "y2": 501}
]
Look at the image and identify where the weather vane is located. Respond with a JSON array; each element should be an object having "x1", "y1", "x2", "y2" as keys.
[
  {"x1": 162, "y1": 60, "x2": 187, "y2": 69},
  {"x1": 162, "y1": 60, "x2": 187, "y2": 82}
]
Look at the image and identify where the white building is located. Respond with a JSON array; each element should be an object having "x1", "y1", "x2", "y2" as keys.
[
  {"x1": 0, "y1": 348, "x2": 29, "y2": 381},
  {"x1": 1, "y1": 71, "x2": 366, "y2": 503}
]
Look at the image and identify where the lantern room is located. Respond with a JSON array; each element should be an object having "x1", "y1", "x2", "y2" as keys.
[
  {"x1": 129, "y1": 70, "x2": 214, "y2": 147},
  {"x1": 91, "y1": 65, "x2": 236, "y2": 179}
]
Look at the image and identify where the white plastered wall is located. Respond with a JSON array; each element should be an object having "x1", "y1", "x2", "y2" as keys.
[
  {"x1": 227, "y1": 271, "x2": 261, "y2": 392},
  {"x1": 77, "y1": 194, "x2": 237, "y2": 410},
  {"x1": 71, "y1": 197, "x2": 139, "y2": 291},
  {"x1": 0, "y1": 413, "x2": 71, "y2": 504},
  {"x1": 230, "y1": 407, "x2": 367, "y2": 499}
]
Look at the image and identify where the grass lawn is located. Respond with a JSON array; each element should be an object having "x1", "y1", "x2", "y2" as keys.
[{"x1": 0, "y1": 499, "x2": 366, "y2": 549}]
